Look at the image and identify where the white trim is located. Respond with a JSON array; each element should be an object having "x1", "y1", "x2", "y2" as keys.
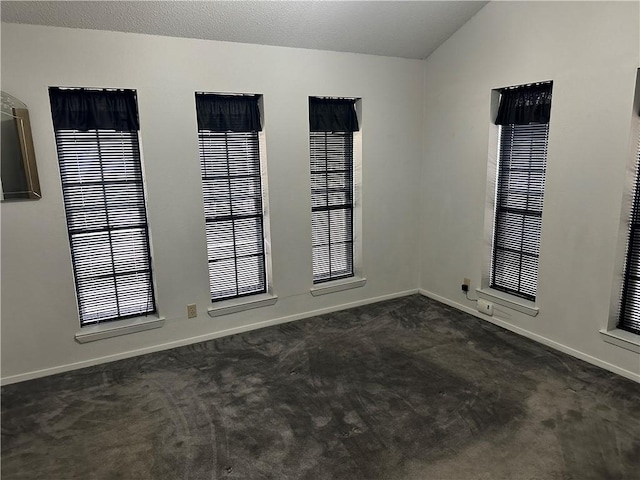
[
  {"x1": 476, "y1": 288, "x2": 539, "y2": 317},
  {"x1": 310, "y1": 277, "x2": 367, "y2": 297},
  {"x1": 208, "y1": 293, "x2": 278, "y2": 317},
  {"x1": 352, "y1": 124, "x2": 364, "y2": 279},
  {"x1": 600, "y1": 328, "x2": 640, "y2": 354},
  {"x1": 75, "y1": 316, "x2": 165, "y2": 343},
  {"x1": 481, "y1": 103, "x2": 501, "y2": 290},
  {"x1": 419, "y1": 289, "x2": 640, "y2": 383},
  {"x1": 257, "y1": 126, "x2": 276, "y2": 301},
  {"x1": 1, "y1": 288, "x2": 418, "y2": 385}
]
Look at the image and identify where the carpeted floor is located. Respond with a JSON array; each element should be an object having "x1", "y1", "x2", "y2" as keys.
[{"x1": 2, "y1": 295, "x2": 639, "y2": 479}]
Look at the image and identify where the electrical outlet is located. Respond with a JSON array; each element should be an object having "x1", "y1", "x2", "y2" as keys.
[
  {"x1": 463, "y1": 278, "x2": 471, "y2": 287},
  {"x1": 187, "y1": 304, "x2": 197, "y2": 318}
]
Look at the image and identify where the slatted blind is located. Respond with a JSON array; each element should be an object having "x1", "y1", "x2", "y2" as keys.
[
  {"x1": 491, "y1": 123, "x2": 549, "y2": 300},
  {"x1": 55, "y1": 130, "x2": 156, "y2": 325},
  {"x1": 198, "y1": 131, "x2": 266, "y2": 301},
  {"x1": 618, "y1": 132, "x2": 640, "y2": 335},
  {"x1": 310, "y1": 131, "x2": 354, "y2": 283}
]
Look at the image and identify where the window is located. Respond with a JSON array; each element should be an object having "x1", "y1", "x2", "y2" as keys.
[
  {"x1": 309, "y1": 97, "x2": 359, "y2": 283},
  {"x1": 195, "y1": 93, "x2": 267, "y2": 301},
  {"x1": 491, "y1": 82, "x2": 552, "y2": 301},
  {"x1": 618, "y1": 129, "x2": 640, "y2": 335},
  {"x1": 49, "y1": 88, "x2": 156, "y2": 326}
]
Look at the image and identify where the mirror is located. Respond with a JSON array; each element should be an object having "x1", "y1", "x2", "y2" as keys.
[{"x1": 1, "y1": 91, "x2": 41, "y2": 200}]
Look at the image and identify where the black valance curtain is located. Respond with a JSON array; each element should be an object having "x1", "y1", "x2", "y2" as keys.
[
  {"x1": 49, "y1": 88, "x2": 139, "y2": 131},
  {"x1": 495, "y1": 83, "x2": 552, "y2": 126},
  {"x1": 309, "y1": 97, "x2": 359, "y2": 132},
  {"x1": 196, "y1": 94, "x2": 261, "y2": 132}
]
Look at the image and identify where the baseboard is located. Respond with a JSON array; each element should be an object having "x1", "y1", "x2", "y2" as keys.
[
  {"x1": 419, "y1": 289, "x2": 640, "y2": 383},
  {"x1": 1, "y1": 288, "x2": 419, "y2": 385}
]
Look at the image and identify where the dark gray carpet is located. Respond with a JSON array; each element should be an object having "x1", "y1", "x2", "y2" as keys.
[{"x1": 2, "y1": 295, "x2": 639, "y2": 479}]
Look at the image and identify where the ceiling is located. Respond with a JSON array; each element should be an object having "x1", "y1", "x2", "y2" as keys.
[{"x1": 0, "y1": 1, "x2": 488, "y2": 60}]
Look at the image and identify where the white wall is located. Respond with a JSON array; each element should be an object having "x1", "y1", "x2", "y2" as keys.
[
  {"x1": 0, "y1": 24, "x2": 424, "y2": 382},
  {"x1": 4, "y1": 2, "x2": 640, "y2": 385},
  {"x1": 420, "y1": 1, "x2": 640, "y2": 380}
]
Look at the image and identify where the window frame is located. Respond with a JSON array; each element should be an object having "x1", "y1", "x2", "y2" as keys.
[
  {"x1": 50, "y1": 88, "x2": 157, "y2": 327},
  {"x1": 602, "y1": 69, "x2": 640, "y2": 351},
  {"x1": 195, "y1": 93, "x2": 269, "y2": 303},
  {"x1": 308, "y1": 96, "x2": 361, "y2": 286},
  {"x1": 484, "y1": 82, "x2": 552, "y2": 303}
]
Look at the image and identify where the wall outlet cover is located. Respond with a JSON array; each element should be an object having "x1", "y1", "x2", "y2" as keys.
[{"x1": 477, "y1": 299, "x2": 494, "y2": 316}]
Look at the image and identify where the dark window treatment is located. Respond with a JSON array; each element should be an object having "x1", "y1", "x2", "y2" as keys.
[
  {"x1": 309, "y1": 97, "x2": 359, "y2": 132},
  {"x1": 196, "y1": 94, "x2": 261, "y2": 132},
  {"x1": 49, "y1": 88, "x2": 139, "y2": 132},
  {"x1": 495, "y1": 83, "x2": 552, "y2": 126}
]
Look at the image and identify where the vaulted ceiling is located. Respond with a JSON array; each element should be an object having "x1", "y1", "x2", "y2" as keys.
[{"x1": 1, "y1": 1, "x2": 488, "y2": 59}]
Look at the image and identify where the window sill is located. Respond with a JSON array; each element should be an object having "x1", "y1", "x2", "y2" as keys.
[
  {"x1": 599, "y1": 328, "x2": 640, "y2": 354},
  {"x1": 75, "y1": 315, "x2": 165, "y2": 343},
  {"x1": 476, "y1": 288, "x2": 539, "y2": 317},
  {"x1": 310, "y1": 277, "x2": 367, "y2": 297},
  {"x1": 208, "y1": 293, "x2": 278, "y2": 317}
]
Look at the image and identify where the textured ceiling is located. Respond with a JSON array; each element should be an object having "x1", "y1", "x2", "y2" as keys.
[{"x1": 0, "y1": 1, "x2": 488, "y2": 59}]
